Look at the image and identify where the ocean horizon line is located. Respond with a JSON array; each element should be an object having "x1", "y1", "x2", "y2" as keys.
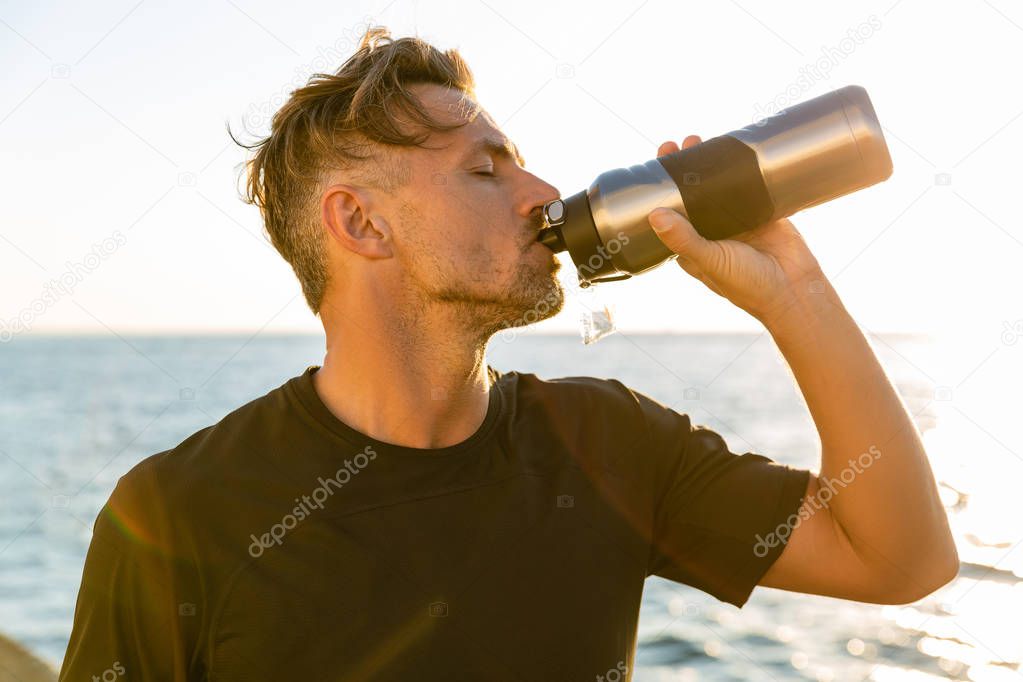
[{"x1": 5, "y1": 328, "x2": 934, "y2": 340}]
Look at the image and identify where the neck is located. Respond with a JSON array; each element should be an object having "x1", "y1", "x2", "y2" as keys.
[{"x1": 312, "y1": 287, "x2": 495, "y2": 451}]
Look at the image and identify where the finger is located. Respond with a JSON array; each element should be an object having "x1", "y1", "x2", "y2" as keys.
[
  {"x1": 657, "y1": 140, "x2": 680, "y2": 157},
  {"x1": 647, "y1": 207, "x2": 717, "y2": 269},
  {"x1": 675, "y1": 255, "x2": 702, "y2": 279},
  {"x1": 681, "y1": 134, "x2": 702, "y2": 149},
  {"x1": 676, "y1": 257, "x2": 725, "y2": 296}
]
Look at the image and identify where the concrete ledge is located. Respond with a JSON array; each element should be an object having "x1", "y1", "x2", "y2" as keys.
[{"x1": 0, "y1": 633, "x2": 57, "y2": 682}]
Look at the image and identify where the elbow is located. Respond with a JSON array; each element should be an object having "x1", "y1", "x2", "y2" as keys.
[
  {"x1": 922, "y1": 523, "x2": 962, "y2": 596},
  {"x1": 927, "y1": 540, "x2": 962, "y2": 594},
  {"x1": 879, "y1": 540, "x2": 960, "y2": 605}
]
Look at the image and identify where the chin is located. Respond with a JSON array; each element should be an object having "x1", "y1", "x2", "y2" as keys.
[{"x1": 506, "y1": 274, "x2": 565, "y2": 326}]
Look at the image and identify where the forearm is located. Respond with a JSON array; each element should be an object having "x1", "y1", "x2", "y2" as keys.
[{"x1": 762, "y1": 275, "x2": 958, "y2": 589}]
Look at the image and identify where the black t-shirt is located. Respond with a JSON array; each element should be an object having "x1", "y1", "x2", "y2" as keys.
[{"x1": 59, "y1": 365, "x2": 809, "y2": 681}]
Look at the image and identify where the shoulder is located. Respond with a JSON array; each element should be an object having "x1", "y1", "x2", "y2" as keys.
[
  {"x1": 101, "y1": 374, "x2": 298, "y2": 540},
  {"x1": 506, "y1": 369, "x2": 685, "y2": 432},
  {"x1": 497, "y1": 370, "x2": 694, "y2": 467},
  {"x1": 503, "y1": 369, "x2": 636, "y2": 405}
]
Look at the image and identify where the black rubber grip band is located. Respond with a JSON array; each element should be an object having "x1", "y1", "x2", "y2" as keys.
[
  {"x1": 560, "y1": 189, "x2": 617, "y2": 279},
  {"x1": 657, "y1": 135, "x2": 775, "y2": 240}
]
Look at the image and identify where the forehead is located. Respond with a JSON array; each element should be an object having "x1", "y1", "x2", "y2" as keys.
[{"x1": 409, "y1": 84, "x2": 523, "y2": 165}]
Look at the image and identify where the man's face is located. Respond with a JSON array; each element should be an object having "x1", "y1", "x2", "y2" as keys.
[{"x1": 388, "y1": 83, "x2": 564, "y2": 337}]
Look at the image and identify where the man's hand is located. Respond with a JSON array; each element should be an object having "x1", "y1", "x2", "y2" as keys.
[{"x1": 650, "y1": 135, "x2": 826, "y2": 325}]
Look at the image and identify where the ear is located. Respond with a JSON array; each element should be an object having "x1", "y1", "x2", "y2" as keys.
[{"x1": 321, "y1": 184, "x2": 393, "y2": 259}]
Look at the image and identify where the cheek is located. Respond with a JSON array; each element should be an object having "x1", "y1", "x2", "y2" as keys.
[
  {"x1": 464, "y1": 236, "x2": 508, "y2": 278},
  {"x1": 424, "y1": 196, "x2": 521, "y2": 278},
  {"x1": 485, "y1": 232, "x2": 525, "y2": 274},
  {"x1": 450, "y1": 221, "x2": 513, "y2": 269}
]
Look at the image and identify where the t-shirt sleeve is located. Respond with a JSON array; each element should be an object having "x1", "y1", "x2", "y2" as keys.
[
  {"x1": 623, "y1": 383, "x2": 810, "y2": 608},
  {"x1": 59, "y1": 461, "x2": 199, "y2": 680}
]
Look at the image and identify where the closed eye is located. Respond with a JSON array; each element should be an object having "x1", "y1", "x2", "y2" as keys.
[{"x1": 473, "y1": 169, "x2": 496, "y2": 177}]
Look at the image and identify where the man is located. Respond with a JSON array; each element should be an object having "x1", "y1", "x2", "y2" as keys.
[{"x1": 60, "y1": 26, "x2": 958, "y2": 681}]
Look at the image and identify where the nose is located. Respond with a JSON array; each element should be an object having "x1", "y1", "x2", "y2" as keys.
[{"x1": 517, "y1": 172, "x2": 561, "y2": 224}]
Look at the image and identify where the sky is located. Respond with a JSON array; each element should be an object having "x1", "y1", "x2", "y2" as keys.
[{"x1": 1, "y1": 0, "x2": 1022, "y2": 337}]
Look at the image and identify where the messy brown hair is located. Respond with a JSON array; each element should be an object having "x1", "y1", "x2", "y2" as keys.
[{"x1": 231, "y1": 26, "x2": 477, "y2": 315}]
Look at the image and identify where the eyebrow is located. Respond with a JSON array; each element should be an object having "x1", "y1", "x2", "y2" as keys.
[{"x1": 461, "y1": 135, "x2": 526, "y2": 169}]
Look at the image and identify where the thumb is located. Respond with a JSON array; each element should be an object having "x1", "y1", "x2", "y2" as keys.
[{"x1": 648, "y1": 208, "x2": 714, "y2": 265}]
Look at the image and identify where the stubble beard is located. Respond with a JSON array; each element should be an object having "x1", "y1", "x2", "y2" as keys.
[
  {"x1": 397, "y1": 202, "x2": 565, "y2": 343},
  {"x1": 431, "y1": 256, "x2": 565, "y2": 342}
]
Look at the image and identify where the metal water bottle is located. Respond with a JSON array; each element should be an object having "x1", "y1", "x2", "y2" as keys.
[{"x1": 537, "y1": 85, "x2": 894, "y2": 286}]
